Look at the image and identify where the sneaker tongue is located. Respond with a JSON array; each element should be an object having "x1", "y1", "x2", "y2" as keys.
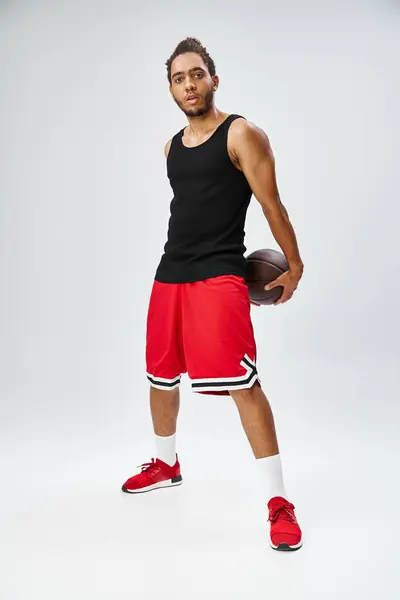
[{"x1": 268, "y1": 496, "x2": 288, "y2": 510}]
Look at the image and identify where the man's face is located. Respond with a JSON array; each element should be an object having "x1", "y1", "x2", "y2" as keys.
[{"x1": 169, "y1": 52, "x2": 217, "y2": 117}]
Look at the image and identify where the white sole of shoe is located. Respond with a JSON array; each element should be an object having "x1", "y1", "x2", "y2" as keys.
[
  {"x1": 122, "y1": 478, "x2": 183, "y2": 494},
  {"x1": 269, "y1": 538, "x2": 303, "y2": 551}
]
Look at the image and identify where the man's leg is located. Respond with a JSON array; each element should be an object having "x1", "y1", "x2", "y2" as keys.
[
  {"x1": 150, "y1": 385, "x2": 180, "y2": 466},
  {"x1": 180, "y1": 274, "x2": 301, "y2": 549},
  {"x1": 121, "y1": 278, "x2": 184, "y2": 493},
  {"x1": 229, "y1": 382, "x2": 279, "y2": 458},
  {"x1": 230, "y1": 382, "x2": 303, "y2": 551},
  {"x1": 121, "y1": 385, "x2": 182, "y2": 492},
  {"x1": 230, "y1": 381, "x2": 302, "y2": 551},
  {"x1": 229, "y1": 382, "x2": 288, "y2": 501},
  {"x1": 145, "y1": 279, "x2": 184, "y2": 467},
  {"x1": 150, "y1": 385, "x2": 180, "y2": 436}
]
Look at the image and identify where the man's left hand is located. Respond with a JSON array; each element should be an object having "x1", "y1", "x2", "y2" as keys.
[{"x1": 264, "y1": 268, "x2": 303, "y2": 305}]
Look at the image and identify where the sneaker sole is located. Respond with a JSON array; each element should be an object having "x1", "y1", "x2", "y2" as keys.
[
  {"x1": 121, "y1": 475, "x2": 183, "y2": 494},
  {"x1": 270, "y1": 540, "x2": 303, "y2": 551}
]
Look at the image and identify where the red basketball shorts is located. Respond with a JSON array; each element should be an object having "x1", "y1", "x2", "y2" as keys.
[{"x1": 145, "y1": 274, "x2": 260, "y2": 395}]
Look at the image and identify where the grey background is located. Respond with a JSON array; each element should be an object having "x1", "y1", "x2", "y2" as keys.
[{"x1": 1, "y1": 0, "x2": 399, "y2": 598}]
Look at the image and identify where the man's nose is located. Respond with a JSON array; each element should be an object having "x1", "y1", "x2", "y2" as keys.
[{"x1": 184, "y1": 78, "x2": 196, "y2": 90}]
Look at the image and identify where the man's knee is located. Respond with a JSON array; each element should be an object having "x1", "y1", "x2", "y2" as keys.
[{"x1": 229, "y1": 380, "x2": 261, "y2": 402}]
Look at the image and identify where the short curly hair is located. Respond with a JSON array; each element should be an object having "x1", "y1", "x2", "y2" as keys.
[{"x1": 166, "y1": 37, "x2": 216, "y2": 85}]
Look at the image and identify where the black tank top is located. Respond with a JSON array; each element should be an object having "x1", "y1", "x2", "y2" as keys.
[{"x1": 155, "y1": 114, "x2": 253, "y2": 283}]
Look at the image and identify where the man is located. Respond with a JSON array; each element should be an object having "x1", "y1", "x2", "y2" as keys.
[{"x1": 122, "y1": 38, "x2": 304, "y2": 552}]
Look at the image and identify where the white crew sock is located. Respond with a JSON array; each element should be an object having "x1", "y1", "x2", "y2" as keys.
[
  {"x1": 256, "y1": 453, "x2": 288, "y2": 503},
  {"x1": 155, "y1": 433, "x2": 177, "y2": 467}
]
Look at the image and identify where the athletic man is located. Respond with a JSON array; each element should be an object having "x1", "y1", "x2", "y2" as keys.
[{"x1": 122, "y1": 38, "x2": 304, "y2": 551}]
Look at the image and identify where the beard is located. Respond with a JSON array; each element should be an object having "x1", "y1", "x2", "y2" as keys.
[{"x1": 173, "y1": 87, "x2": 215, "y2": 117}]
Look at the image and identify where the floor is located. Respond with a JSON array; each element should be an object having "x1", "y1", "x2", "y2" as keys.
[{"x1": 1, "y1": 357, "x2": 399, "y2": 599}]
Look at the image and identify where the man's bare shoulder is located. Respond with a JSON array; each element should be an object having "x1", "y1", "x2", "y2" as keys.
[
  {"x1": 228, "y1": 118, "x2": 272, "y2": 161},
  {"x1": 229, "y1": 118, "x2": 270, "y2": 145},
  {"x1": 164, "y1": 139, "x2": 173, "y2": 158}
]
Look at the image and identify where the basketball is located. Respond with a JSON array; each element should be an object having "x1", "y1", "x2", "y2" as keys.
[{"x1": 245, "y1": 248, "x2": 289, "y2": 305}]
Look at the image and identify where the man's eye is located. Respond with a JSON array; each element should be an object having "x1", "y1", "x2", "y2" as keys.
[
  {"x1": 175, "y1": 78, "x2": 182, "y2": 83},
  {"x1": 194, "y1": 73, "x2": 203, "y2": 78}
]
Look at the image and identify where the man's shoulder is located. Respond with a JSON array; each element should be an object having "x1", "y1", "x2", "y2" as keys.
[
  {"x1": 228, "y1": 117, "x2": 271, "y2": 153},
  {"x1": 164, "y1": 127, "x2": 185, "y2": 158},
  {"x1": 229, "y1": 117, "x2": 266, "y2": 139},
  {"x1": 164, "y1": 138, "x2": 173, "y2": 158},
  {"x1": 228, "y1": 117, "x2": 274, "y2": 166}
]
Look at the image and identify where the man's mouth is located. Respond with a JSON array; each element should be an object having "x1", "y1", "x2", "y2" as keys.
[{"x1": 186, "y1": 95, "x2": 199, "y2": 104}]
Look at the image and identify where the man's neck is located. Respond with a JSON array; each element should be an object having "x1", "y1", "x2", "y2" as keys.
[{"x1": 186, "y1": 107, "x2": 227, "y2": 137}]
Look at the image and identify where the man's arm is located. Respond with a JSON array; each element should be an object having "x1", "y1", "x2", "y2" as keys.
[
  {"x1": 164, "y1": 139, "x2": 172, "y2": 159},
  {"x1": 229, "y1": 120, "x2": 303, "y2": 275}
]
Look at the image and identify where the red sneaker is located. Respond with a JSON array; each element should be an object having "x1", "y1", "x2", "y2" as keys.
[
  {"x1": 121, "y1": 456, "x2": 182, "y2": 494},
  {"x1": 267, "y1": 496, "x2": 303, "y2": 551}
]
